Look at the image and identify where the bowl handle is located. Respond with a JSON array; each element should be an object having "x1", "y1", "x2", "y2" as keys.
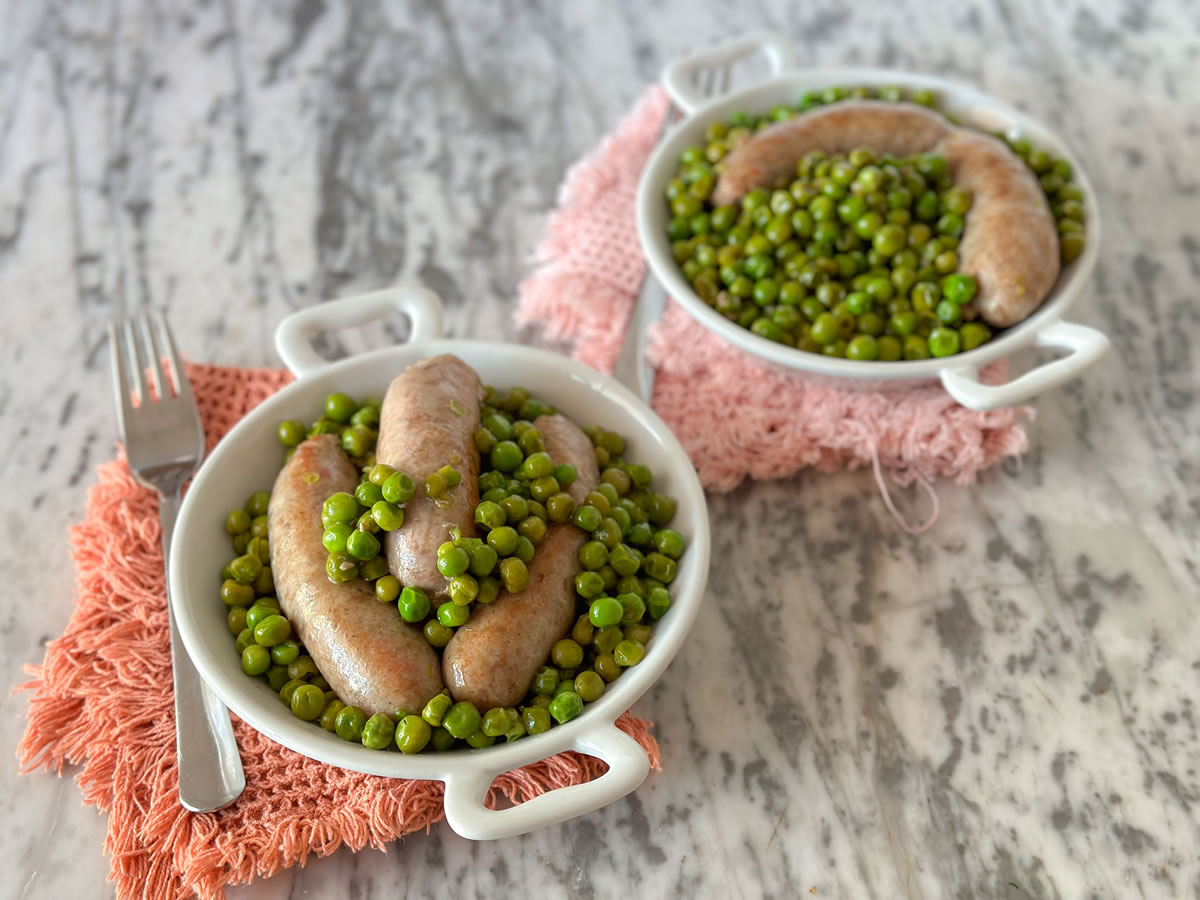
[
  {"x1": 274, "y1": 285, "x2": 446, "y2": 378},
  {"x1": 441, "y1": 723, "x2": 651, "y2": 841},
  {"x1": 939, "y1": 320, "x2": 1110, "y2": 410},
  {"x1": 662, "y1": 32, "x2": 795, "y2": 115}
]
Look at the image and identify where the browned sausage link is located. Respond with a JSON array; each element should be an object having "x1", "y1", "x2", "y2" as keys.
[
  {"x1": 441, "y1": 414, "x2": 600, "y2": 710},
  {"x1": 936, "y1": 131, "x2": 1061, "y2": 327},
  {"x1": 712, "y1": 101, "x2": 953, "y2": 206},
  {"x1": 268, "y1": 435, "x2": 444, "y2": 716},
  {"x1": 375, "y1": 354, "x2": 484, "y2": 599}
]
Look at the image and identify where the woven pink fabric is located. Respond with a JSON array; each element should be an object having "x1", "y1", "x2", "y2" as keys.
[
  {"x1": 16, "y1": 363, "x2": 660, "y2": 900},
  {"x1": 517, "y1": 86, "x2": 1029, "y2": 516}
]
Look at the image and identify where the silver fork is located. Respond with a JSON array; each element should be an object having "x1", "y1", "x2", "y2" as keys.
[
  {"x1": 613, "y1": 62, "x2": 732, "y2": 401},
  {"x1": 109, "y1": 312, "x2": 245, "y2": 812}
]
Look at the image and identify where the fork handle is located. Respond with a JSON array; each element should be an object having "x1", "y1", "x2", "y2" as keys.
[{"x1": 160, "y1": 490, "x2": 247, "y2": 812}]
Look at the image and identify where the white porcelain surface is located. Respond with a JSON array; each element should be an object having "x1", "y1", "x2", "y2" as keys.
[
  {"x1": 637, "y1": 37, "x2": 1110, "y2": 409},
  {"x1": 170, "y1": 286, "x2": 709, "y2": 839},
  {"x1": 3, "y1": 2, "x2": 1198, "y2": 898}
]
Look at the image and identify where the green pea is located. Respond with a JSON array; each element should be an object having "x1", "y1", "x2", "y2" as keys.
[
  {"x1": 479, "y1": 708, "x2": 514, "y2": 738},
  {"x1": 221, "y1": 579, "x2": 255, "y2": 608},
  {"x1": 435, "y1": 601, "x2": 467, "y2": 628},
  {"x1": 285, "y1": 683, "x2": 324, "y2": 721},
  {"x1": 961, "y1": 322, "x2": 992, "y2": 351},
  {"x1": 545, "y1": 492, "x2": 576, "y2": 524},
  {"x1": 646, "y1": 586, "x2": 671, "y2": 620},
  {"x1": 942, "y1": 273, "x2": 978, "y2": 305},
  {"x1": 352, "y1": 480, "x2": 383, "y2": 508},
  {"x1": 234, "y1": 628, "x2": 255, "y2": 655},
  {"x1": 857, "y1": 312, "x2": 885, "y2": 337},
  {"x1": 443, "y1": 702, "x2": 482, "y2": 739},
  {"x1": 516, "y1": 516, "x2": 546, "y2": 545},
  {"x1": 230, "y1": 553, "x2": 263, "y2": 585},
  {"x1": 651, "y1": 529, "x2": 685, "y2": 560},
  {"x1": 278, "y1": 420, "x2": 307, "y2": 447},
  {"x1": 618, "y1": 592, "x2": 647, "y2": 625},
  {"x1": 518, "y1": 429, "x2": 544, "y2": 455},
  {"x1": 323, "y1": 392, "x2": 357, "y2": 423},
  {"x1": 395, "y1": 715, "x2": 432, "y2": 753},
  {"x1": 321, "y1": 492, "x2": 359, "y2": 526},
  {"x1": 253, "y1": 614, "x2": 291, "y2": 647},
  {"x1": 876, "y1": 335, "x2": 903, "y2": 361},
  {"x1": 335, "y1": 705, "x2": 368, "y2": 741},
  {"x1": 549, "y1": 691, "x2": 584, "y2": 724},
  {"x1": 349, "y1": 404, "x2": 380, "y2": 428},
  {"x1": 241, "y1": 644, "x2": 271, "y2": 676},
  {"x1": 485, "y1": 440, "x2": 520, "y2": 473},
  {"x1": 613, "y1": 575, "x2": 642, "y2": 600},
  {"x1": 367, "y1": 463, "x2": 394, "y2": 486},
  {"x1": 571, "y1": 504, "x2": 604, "y2": 533},
  {"x1": 550, "y1": 638, "x2": 584, "y2": 669},
  {"x1": 500, "y1": 494, "x2": 529, "y2": 522},
  {"x1": 576, "y1": 571, "x2": 606, "y2": 600},
  {"x1": 499, "y1": 557, "x2": 530, "y2": 593},
  {"x1": 264, "y1": 664, "x2": 288, "y2": 691},
  {"x1": 515, "y1": 536, "x2": 535, "y2": 564},
  {"x1": 843, "y1": 335, "x2": 876, "y2": 361},
  {"x1": 345, "y1": 529, "x2": 380, "y2": 561},
  {"x1": 521, "y1": 451, "x2": 554, "y2": 480},
  {"x1": 606, "y1": 543, "x2": 642, "y2": 578},
  {"x1": 486, "y1": 526, "x2": 519, "y2": 556},
  {"x1": 532, "y1": 665, "x2": 559, "y2": 696},
  {"x1": 549, "y1": 462, "x2": 576, "y2": 487},
  {"x1": 642, "y1": 552, "x2": 678, "y2": 584},
  {"x1": 935, "y1": 300, "x2": 963, "y2": 326},
  {"x1": 574, "y1": 671, "x2": 605, "y2": 703},
  {"x1": 436, "y1": 546, "x2": 470, "y2": 577},
  {"x1": 244, "y1": 602, "x2": 277, "y2": 632},
  {"x1": 464, "y1": 545, "x2": 497, "y2": 578},
  {"x1": 592, "y1": 623, "x2": 621, "y2": 654},
  {"x1": 614, "y1": 640, "x2": 646, "y2": 667},
  {"x1": 227, "y1": 606, "x2": 248, "y2": 636},
  {"x1": 526, "y1": 476, "x2": 557, "y2": 504},
  {"x1": 937, "y1": 213, "x2": 964, "y2": 238},
  {"x1": 928, "y1": 327, "x2": 961, "y2": 357},
  {"x1": 578, "y1": 540, "x2": 609, "y2": 571},
  {"x1": 358, "y1": 712, "x2": 395, "y2": 749},
  {"x1": 475, "y1": 500, "x2": 506, "y2": 531},
  {"x1": 522, "y1": 706, "x2": 551, "y2": 735},
  {"x1": 270, "y1": 640, "x2": 300, "y2": 665},
  {"x1": 287, "y1": 656, "x2": 319, "y2": 681},
  {"x1": 422, "y1": 620, "x2": 452, "y2": 648},
  {"x1": 278, "y1": 677, "x2": 307, "y2": 705},
  {"x1": 319, "y1": 699, "x2": 347, "y2": 731},
  {"x1": 225, "y1": 509, "x2": 251, "y2": 536},
  {"x1": 645, "y1": 494, "x2": 675, "y2": 526}
]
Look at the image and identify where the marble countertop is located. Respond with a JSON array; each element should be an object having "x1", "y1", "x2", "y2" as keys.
[{"x1": 3, "y1": 1, "x2": 1198, "y2": 897}]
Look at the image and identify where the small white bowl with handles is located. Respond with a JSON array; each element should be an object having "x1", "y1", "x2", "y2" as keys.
[
  {"x1": 636, "y1": 34, "x2": 1110, "y2": 410},
  {"x1": 170, "y1": 286, "x2": 710, "y2": 840}
]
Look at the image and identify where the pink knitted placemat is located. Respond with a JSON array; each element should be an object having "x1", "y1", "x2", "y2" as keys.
[
  {"x1": 517, "y1": 86, "x2": 1030, "y2": 528},
  {"x1": 15, "y1": 362, "x2": 660, "y2": 900}
]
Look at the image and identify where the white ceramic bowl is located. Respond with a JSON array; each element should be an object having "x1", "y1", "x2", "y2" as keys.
[
  {"x1": 169, "y1": 286, "x2": 710, "y2": 840},
  {"x1": 636, "y1": 34, "x2": 1110, "y2": 410}
]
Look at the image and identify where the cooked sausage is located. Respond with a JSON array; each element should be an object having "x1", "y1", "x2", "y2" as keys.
[
  {"x1": 268, "y1": 435, "x2": 444, "y2": 716},
  {"x1": 441, "y1": 414, "x2": 600, "y2": 710},
  {"x1": 375, "y1": 354, "x2": 484, "y2": 599},
  {"x1": 712, "y1": 100, "x2": 952, "y2": 206},
  {"x1": 938, "y1": 130, "x2": 1060, "y2": 327}
]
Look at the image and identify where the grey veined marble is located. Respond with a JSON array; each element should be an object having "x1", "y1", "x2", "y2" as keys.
[{"x1": 2, "y1": 1, "x2": 1198, "y2": 898}]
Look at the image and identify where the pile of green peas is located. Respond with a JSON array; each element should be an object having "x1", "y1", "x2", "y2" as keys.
[
  {"x1": 222, "y1": 388, "x2": 686, "y2": 754},
  {"x1": 665, "y1": 84, "x2": 1088, "y2": 360}
]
